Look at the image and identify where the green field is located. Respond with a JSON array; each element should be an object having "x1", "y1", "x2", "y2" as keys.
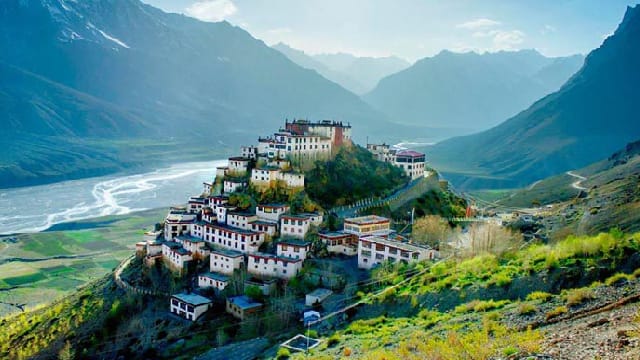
[{"x1": 0, "y1": 208, "x2": 165, "y2": 317}]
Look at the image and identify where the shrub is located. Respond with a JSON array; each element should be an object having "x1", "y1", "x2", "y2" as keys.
[
  {"x1": 276, "y1": 347, "x2": 290, "y2": 360},
  {"x1": 455, "y1": 299, "x2": 509, "y2": 314},
  {"x1": 526, "y1": 291, "x2": 552, "y2": 302},
  {"x1": 563, "y1": 287, "x2": 595, "y2": 306},
  {"x1": 545, "y1": 306, "x2": 568, "y2": 321},
  {"x1": 343, "y1": 347, "x2": 352, "y2": 356},
  {"x1": 517, "y1": 303, "x2": 537, "y2": 315},
  {"x1": 605, "y1": 272, "x2": 634, "y2": 286},
  {"x1": 502, "y1": 346, "x2": 519, "y2": 357},
  {"x1": 327, "y1": 333, "x2": 340, "y2": 347},
  {"x1": 487, "y1": 272, "x2": 512, "y2": 287}
]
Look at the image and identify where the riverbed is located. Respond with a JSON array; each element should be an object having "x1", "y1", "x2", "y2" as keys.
[{"x1": 0, "y1": 159, "x2": 226, "y2": 235}]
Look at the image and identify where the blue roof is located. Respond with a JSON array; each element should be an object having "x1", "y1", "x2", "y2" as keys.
[{"x1": 228, "y1": 295, "x2": 263, "y2": 310}]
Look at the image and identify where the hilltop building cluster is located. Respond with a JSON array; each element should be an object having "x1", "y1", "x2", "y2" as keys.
[
  {"x1": 366, "y1": 143, "x2": 427, "y2": 180},
  {"x1": 133, "y1": 119, "x2": 438, "y2": 322}
]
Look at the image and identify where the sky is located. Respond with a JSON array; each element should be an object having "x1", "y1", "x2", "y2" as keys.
[{"x1": 144, "y1": 0, "x2": 638, "y2": 62}]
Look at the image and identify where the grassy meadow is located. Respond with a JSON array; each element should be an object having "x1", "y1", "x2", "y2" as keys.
[{"x1": 0, "y1": 208, "x2": 165, "y2": 317}]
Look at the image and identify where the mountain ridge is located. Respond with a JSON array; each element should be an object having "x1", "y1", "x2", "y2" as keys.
[
  {"x1": 427, "y1": 5, "x2": 640, "y2": 189},
  {"x1": 364, "y1": 49, "x2": 584, "y2": 134}
]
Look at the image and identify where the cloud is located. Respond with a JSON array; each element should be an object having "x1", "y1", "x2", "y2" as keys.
[
  {"x1": 465, "y1": 29, "x2": 526, "y2": 51},
  {"x1": 185, "y1": 0, "x2": 237, "y2": 22},
  {"x1": 541, "y1": 24, "x2": 557, "y2": 35},
  {"x1": 492, "y1": 30, "x2": 525, "y2": 50},
  {"x1": 456, "y1": 18, "x2": 501, "y2": 30}
]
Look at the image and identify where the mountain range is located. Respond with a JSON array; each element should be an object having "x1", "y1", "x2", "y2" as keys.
[
  {"x1": 428, "y1": 5, "x2": 640, "y2": 190},
  {"x1": 273, "y1": 43, "x2": 410, "y2": 95},
  {"x1": 0, "y1": 0, "x2": 416, "y2": 188},
  {"x1": 363, "y1": 49, "x2": 584, "y2": 134}
]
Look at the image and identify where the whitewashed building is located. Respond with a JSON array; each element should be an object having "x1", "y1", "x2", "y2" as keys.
[
  {"x1": 215, "y1": 204, "x2": 237, "y2": 224},
  {"x1": 280, "y1": 214, "x2": 313, "y2": 239},
  {"x1": 343, "y1": 215, "x2": 392, "y2": 237},
  {"x1": 250, "y1": 220, "x2": 278, "y2": 237},
  {"x1": 205, "y1": 223, "x2": 264, "y2": 253},
  {"x1": 319, "y1": 231, "x2": 358, "y2": 256},
  {"x1": 164, "y1": 206, "x2": 197, "y2": 241},
  {"x1": 394, "y1": 150, "x2": 426, "y2": 180},
  {"x1": 241, "y1": 145, "x2": 258, "y2": 160},
  {"x1": 170, "y1": 293, "x2": 212, "y2": 321},
  {"x1": 223, "y1": 179, "x2": 246, "y2": 194},
  {"x1": 256, "y1": 203, "x2": 290, "y2": 222},
  {"x1": 247, "y1": 253, "x2": 303, "y2": 279},
  {"x1": 227, "y1": 156, "x2": 251, "y2": 176},
  {"x1": 357, "y1": 236, "x2": 437, "y2": 269},
  {"x1": 276, "y1": 240, "x2": 311, "y2": 261},
  {"x1": 210, "y1": 249, "x2": 245, "y2": 275},
  {"x1": 198, "y1": 272, "x2": 230, "y2": 291},
  {"x1": 162, "y1": 242, "x2": 193, "y2": 271},
  {"x1": 175, "y1": 235, "x2": 209, "y2": 258},
  {"x1": 226, "y1": 212, "x2": 258, "y2": 230}
]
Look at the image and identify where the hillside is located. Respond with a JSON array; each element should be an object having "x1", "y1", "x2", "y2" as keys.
[
  {"x1": 3, "y1": 229, "x2": 640, "y2": 359},
  {"x1": 273, "y1": 43, "x2": 410, "y2": 95},
  {"x1": 428, "y1": 5, "x2": 640, "y2": 190},
  {"x1": 364, "y1": 49, "x2": 583, "y2": 134},
  {"x1": 0, "y1": 0, "x2": 412, "y2": 188}
]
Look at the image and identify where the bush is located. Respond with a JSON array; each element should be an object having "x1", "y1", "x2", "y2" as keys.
[
  {"x1": 563, "y1": 287, "x2": 595, "y2": 306},
  {"x1": 327, "y1": 333, "x2": 341, "y2": 347},
  {"x1": 487, "y1": 272, "x2": 512, "y2": 287},
  {"x1": 526, "y1": 291, "x2": 552, "y2": 302},
  {"x1": 605, "y1": 272, "x2": 634, "y2": 286},
  {"x1": 454, "y1": 299, "x2": 509, "y2": 314},
  {"x1": 545, "y1": 306, "x2": 568, "y2": 321},
  {"x1": 276, "y1": 347, "x2": 291, "y2": 360},
  {"x1": 343, "y1": 347, "x2": 352, "y2": 356},
  {"x1": 517, "y1": 303, "x2": 537, "y2": 315}
]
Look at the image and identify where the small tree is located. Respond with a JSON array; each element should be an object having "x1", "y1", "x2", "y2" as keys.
[
  {"x1": 245, "y1": 285, "x2": 263, "y2": 302},
  {"x1": 412, "y1": 215, "x2": 451, "y2": 249}
]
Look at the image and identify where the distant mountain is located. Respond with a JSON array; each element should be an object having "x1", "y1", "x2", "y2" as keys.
[
  {"x1": 428, "y1": 5, "x2": 640, "y2": 190},
  {"x1": 364, "y1": 50, "x2": 584, "y2": 134},
  {"x1": 0, "y1": 0, "x2": 408, "y2": 188},
  {"x1": 273, "y1": 43, "x2": 411, "y2": 94}
]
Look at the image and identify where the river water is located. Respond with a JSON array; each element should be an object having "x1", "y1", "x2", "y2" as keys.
[{"x1": 0, "y1": 159, "x2": 226, "y2": 235}]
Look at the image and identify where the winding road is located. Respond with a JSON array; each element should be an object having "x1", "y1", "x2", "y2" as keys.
[{"x1": 566, "y1": 171, "x2": 588, "y2": 191}]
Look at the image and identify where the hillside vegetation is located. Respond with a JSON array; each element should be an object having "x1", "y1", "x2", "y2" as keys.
[
  {"x1": 305, "y1": 145, "x2": 408, "y2": 207},
  {"x1": 292, "y1": 229, "x2": 640, "y2": 359}
]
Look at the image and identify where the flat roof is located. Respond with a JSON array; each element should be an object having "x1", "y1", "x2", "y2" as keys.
[
  {"x1": 396, "y1": 150, "x2": 425, "y2": 157},
  {"x1": 208, "y1": 222, "x2": 259, "y2": 235},
  {"x1": 172, "y1": 293, "x2": 212, "y2": 306},
  {"x1": 228, "y1": 156, "x2": 251, "y2": 161},
  {"x1": 277, "y1": 239, "x2": 310, "y2": 247},
  {"x1": 307, "y1": 288, "x2": 333, "y2": 298},
  {"x1": 257, "y1": 203, "x2": 289, "y2": 208},
  {"x1": 210, "y1": 248, "x2": 244, "y2": 257},
  {"x1": 227, "y1": 295, "x2": 263, "y2": 310},
  {"x1": 319, "y1": 231, "x2": 352, "y2": 238},
  {"x1": 249, "y1": 252, "x2": 302, "y2": 263},
  {"x1": 163, "y1": 241, "x2": 182, "y2": 249},
  {"x1": 175, "y1": 235, "x2": 205, "y2": 243},
  {"x1": 199, "y1": 272, "x2": 229, "y2": 282},
  {"x1": 344, "y1": 215, "x2": 390, "y2": 225},
  {"x1": 360, "y1": 236, "x2": 433, "y2": 252}
]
